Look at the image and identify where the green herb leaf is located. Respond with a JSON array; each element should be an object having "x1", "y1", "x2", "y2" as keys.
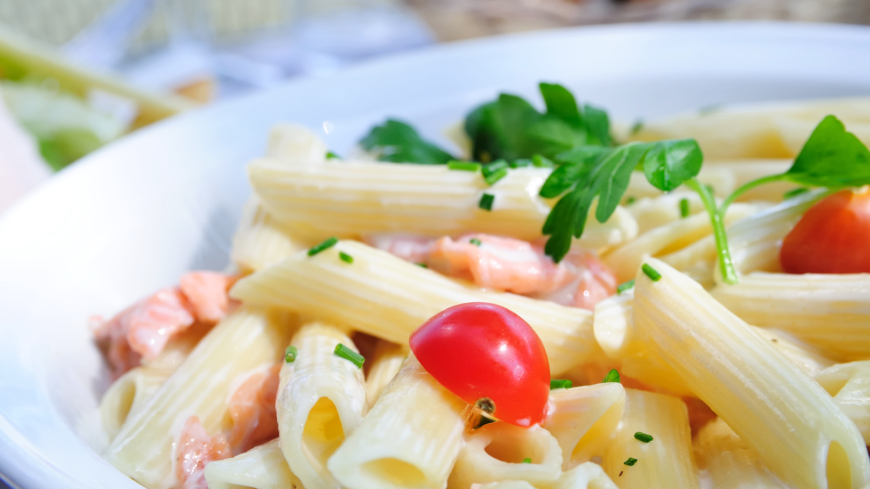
[
  {"x1": 786, "y1": 115, "x2": 870, "y2": 188},
  {"x1": 326, "y1": 151, "x2": 341, "y2": 160},
  {"x1": 550, "y1": 379, "x2": 572, "y2": 390},
  {"x1": 539, "y1": 146, "x2": 611, "y2": 199},
  {"x1": 783, "y1": 187, "x2": 810, "y2": 199},
  {"x1": 482, "y1": 160, "x2": 509, "y2": 185},
  {"x1": 532, "y1": 154, "x2": 555, "y2": 168},
  {"x1": 624, "y1": 457, "x2": 638, "y2": 466},
  {"x1": 470, "y1": 238, "x2": 482, "y2": 246},
  {"x1": 602, "y1": 369, "x2": 621, "y2": 383},
  {"x1": 617, "y1": 280, "x2": 635, "y2": 294},
  {"x1": 308, "y1": 237, "x2": 338, "y2": 256},
  {"x1": 583, "y1": 104, "x2": 613, "y2": 147},
  {"x1": 359, "y1": 119, "x2": 454, "y2": 164},
  {"x1": 680, "y1": 198, "x2": 690, "y2": 218},
  {"x1": 334, "y1": 343, "x2": 364, "y2": 368},
  {"x1": 642, "y1": 139, "x2": 704, "y2": 192}
]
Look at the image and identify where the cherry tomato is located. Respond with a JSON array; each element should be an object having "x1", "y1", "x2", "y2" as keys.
[
  {"x1": 409, "y1": 302, "x2": 550, "y2": 427},
  {"x1": 780, "y1": 189, "x2": 870, "y2": 274}
]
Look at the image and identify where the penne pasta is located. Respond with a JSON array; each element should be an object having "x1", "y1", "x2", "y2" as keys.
[
  {"x1": 103, "y1": 306, "x2": 295, "y2": 489},
  {"x1": 815, "y1": 361, "x2": 870, "y2": 445},
  {"x1": 750, "y1": 327, "x2": 835, "y2": 377},
  {"x1": 448, "y1": 423, "x2": 562, "y2": 489},
  {"x1": 327, "y1": 355, "x2": 467, "y2": 489},
  {"x1": 552, "y1": 462, "x2": 619, "y2": 489},
  {"x1": 231, "y1": 240, "x2": 599, "y2": 375},
  {"x1": 365, "y1": 340, "x2": 407, "y2": 407},
  {"x1": 277, "y1": 322, "x2": 368, "y2": 489},
  {"x1": 693, "y1": 418, "x2": 788, "y2": 489},
  {"x1": 265, "y1": 123, "x2": 328, "y2": 162},
  {"x1": 543, "y1": 383, "x2": 625, "y2": 469},
  {"x1": 475, "y1": 482, "x2": 536, "y2": 489},
  {"x1": 203, "y1": 439, "x2": 303, "y2": 489},
  {"x1": 100, "y1": 366, "x2": 171, "y2": 442},
  {"x1": 231, "y1": 196, "x2": 305, "y2": 274},
  {"x1": 633, "y1": 258, "x2": 870, "y2": 489},
  {"x1": 602, "y1": 389, "x2": 699, "y2": 489}
]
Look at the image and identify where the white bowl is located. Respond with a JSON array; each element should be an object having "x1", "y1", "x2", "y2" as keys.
[{"x1": 1, "y1": 22, "x2": 869, "y2": 489}]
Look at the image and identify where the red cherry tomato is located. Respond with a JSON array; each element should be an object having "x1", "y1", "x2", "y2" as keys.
[
  {"x1": 780, "y1": 189, "x2": 870, "y2": 274},
  {"x1": 409, "y1": 302, "x2": 550, "y2": 427}
]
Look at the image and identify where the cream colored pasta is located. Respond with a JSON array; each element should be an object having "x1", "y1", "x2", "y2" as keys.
[
  {"x1": 327, "y1": 355, "x2": 467, "y2": 489},
  {"x1": 231, "y1": 240, "x2": 598, "y2": 375},
  {"x1": 542, "y1": 383, "x2": 625, "y2": 469},
  {"x1": 552, "y1": 462, "x2": 619, "y2": 489},
  {"x1": 633, "y1": 257, "x2": 870, "y2": 489},
  {"x1": 365, "y1": 340, "x2": 407, "y2": 406},
  {"x1": 204, "y1": 439, "x2": 303, "y2": 489},
  {"x1": 265, "y1": 123, "x2": 328, "y2": 162},
  {"x1": 103, "y1": 306, "x2": 295, "y2": 489},
  {"x1": 693, "y1": 418, "x2": 788, "y2": 489},
  {"x1": 448, "y1": 423, "x2": 562, "y2": 489},
  {"x1": 602, "y1": 389, "x2": 699, "y2": 489},
  {"x1": 100, "y1": 367, "x2": 171, "y2": 442},
  {"x1": 277, "y1": 322, "x2": 368, "y2": 489},
  {"x1": 231, "y1": 196, "x2": 305, "y2": 274},
  {"x1": 815, "y1": 361, "x2": 870, "y2": 445}
]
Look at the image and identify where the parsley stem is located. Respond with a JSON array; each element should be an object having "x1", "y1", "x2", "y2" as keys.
[
  {"x1": 719, "y1": 174, "x2": 786, "y2": 215},
  {"x1": 686, "y1": 178, "x2": 739, "y2": 285}
]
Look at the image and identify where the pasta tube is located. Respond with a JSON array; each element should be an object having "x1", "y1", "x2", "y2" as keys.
[
  {"x1": 712, "y1": 272, "x2": 870, "y2": 360},
  {"x1": 633, "y1": 258, "x2": 870, "y2": 489},
  {"x1": 542, "y1": 384, "x2": 625, "y2": 468},
  {"x1": 365, "y1": 340, "x2": 406, "y2": 406},
  {"x1": 448, "y1": 423, "x2": 562, "y2": 489},
  {"x1": 277, "y1": 322, "x2": 367, "y2": 489},
  {"x1": 602, "y1": 389, "x2": 698, "y2": 489},
  {"x1": 476, "y1": 482, "x2": 535, "y2": 489},
  {"x1": 815, "y1": 361, "x2": 870, "y2": 444},
  {"x1": 327, "y1": 355, "x2": 467, "y2": 489},
  {"x1": 265, "y1": 123, "x2": 328, "y2": 162},
  {"x1": 204, "y1": 439, "x2": 303, "y2": 489},
  {"x1": 694, "y1": 418, "x2": 788, "y2": 489},
  {"x1": 552, "y1": 462, "x2": 619, "y2": 489},
  {"x1": 249, "y1": 158, "x2": 637, "y2": 250},
  {"x1": 103, "y1": 306, "x2": 295, "y2": 489},
  {"x1": 231, "y1": 196, "x2": 305, "y2": 274},
  {"x1": 231, "y1": 240, "x2": 598, "y2": 375}
]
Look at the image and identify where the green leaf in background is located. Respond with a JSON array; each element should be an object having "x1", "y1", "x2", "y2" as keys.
[
  {"x1": 37, "y1": 129, "x2": 102, "y2": 171},
  {"x1": 359, "y1": 119, "x2": 454, "y2": 164},
  {"x1": 642, "y1": 139, "x2": 704, "y2": 192},
  {"x1": 786, "y1": 115, "x2": 870, "y2": 188},
  {"x1": 582, "y1": 104, "x2": 612, "y2": 147}
]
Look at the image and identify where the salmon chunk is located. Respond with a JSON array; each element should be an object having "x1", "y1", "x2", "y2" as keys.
[
  {"x1": 227, "y1": 365, "x2": 280, "y2": 454},
  {"x1": 175, "y1": 416, "x2": 231, "y2": 489}
]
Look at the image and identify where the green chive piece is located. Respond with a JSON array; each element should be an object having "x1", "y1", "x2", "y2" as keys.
[
  {"x1": 510, "y1": 159, "x2": 532, "y2": 168},
  {"x1": 532, "y1": 154, "x2": 555, "y2": 168},
  {"x1": 485, "y1": 168, "x2": 508, "y2": 186},
  {"x1": 679, "y1": 198, "x2": 690, "y2": 218},
  {"x1": 284, "y1": 345, "x2": 297, "y2": 363},
  {"x1": 470, "y1": 238, "x2": 482, "y2": 246},
  {"x1": 308, "y1": 237, "x2": 338, "y2": 256},
  {"x1": 417, "y1": 262, "x2": 428, "y2": 268},
  {"x1": 339, "y1": 251, "x2": 354, "y2": 264},
  {"x1": 482, "y1": 160, "x2": 509, "y2": 186},
  {"x1": 522, "y1": 458, "x2": 532, "y2": 464},
  {"x1": 334, "y1": 343, "x2": 364, "y2": 368},
  {"x1": 624, "y1": 457, "x2": 638, "y2": 466},
  {"x1": 550, "y1": 379, "x2": 572, "y2": 390},
  {"x1": 625, "y1": 196, "x2": 637, "y2": 205},
  {"x1": 634, "y1": 432, "x2": 653, "y2": 443},
  {"x1": 617, "y1": 280, "x2": 635, "y2": 294},
  {"x1": 602, "y1": 369, "x2": 621, "y2": 383},
  {"x1": 325, "y1": 151, "x2": 341, "y2": 160},
  {"x1": 784, "y1": 187, "x2": 810, "y2": 199},
  {"x1": 479, "y1": 193, "x2": 495, "y2": 211},
  {"x1": 642, "y1": 263, "x2": 662, "y2": 282},
  {"x1": 447, "y1": 160, "x2": 481, "y2": 172}
]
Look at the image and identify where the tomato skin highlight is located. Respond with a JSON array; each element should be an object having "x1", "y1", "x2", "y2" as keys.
[
  {"x1": 780, "y1": 189, "x2": 870, "y2": 274},
  {"x1": 409, "y1": 302, "x2": 550, "y2": 427}
]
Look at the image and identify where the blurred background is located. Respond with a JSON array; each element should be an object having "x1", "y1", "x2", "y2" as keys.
[{"x1": 1, "y1": 0, "x2": 870, "y2": 213}]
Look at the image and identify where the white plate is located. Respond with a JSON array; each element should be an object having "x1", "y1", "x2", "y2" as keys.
[{"x1": 1, "y1": 22, "x2": 869, "y2": 489}]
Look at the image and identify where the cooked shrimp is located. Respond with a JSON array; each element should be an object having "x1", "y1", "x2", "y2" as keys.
[
  {"x1": 227, "y1": 365, "x2": 280, "y2": 454},
  {"x1": 175, "y1": 416, "x2": 231, "y2": 489}
]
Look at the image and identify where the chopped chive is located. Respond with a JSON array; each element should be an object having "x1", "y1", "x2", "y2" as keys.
[
  {"x1": 641, "y1": 263, "x2": 662, "y2": 281},
  {"x1": 479, "y1": 193, "x2": 495, "y2": 211},
  {"x1": 417, "y1": 262, "x2": 428, "y2": 268},
  {"x1": 550, "y1": 379, "x2": 572, "y2": 390},
  {"x1": 308, "y1": 237, "x2": 338, "y2": 256},
  {"x1": 625, "y1": 196, "x2": 637, "y2": 205},
  {"x1": 484, "y1": 168, "x2": 508, "y2": 186},
  {"x1": 482, "y1": 160, "x2": 509, "y2": 186},
  {"x1": 634, "y1": 432, "x2": 653, "y2": 443},
  {"x1": 532, "y1": 154, "x2": 555, "y2": 168},
  {"x1": 522, "y1": 458, "x2": 532, "y2": 464},
  {"x1": 617, "y1": 280, "x2": 635, "y2": 294},
  {"x1": 339, "y1": 251, "x2": 354, "y2": 264},
  {"x1": 334, "y1": 343, "x2": 364, "y2": 368},
  {"x1": 470, "y1": 238, "x2": 482, "y2": 246},
  {"x1": 784, "y1": 187, "x2": 810, "y2": 199},
  {"x1": 602, "y1": 369, "x2": 621, "y2": 383},
  {"x1": 284, "y1": 345, "x2": 297, "y2": 363},
  {"x1": 325, "y1": 151, "x2": 341, "y2": 160},
  {"x1": 510, "y1": 159, "x2": 532, "y2": 168},
  {"x1": 630, "y1": 120, "x2": 644, "y2": 135},
  {"x1": 447, "y1": 160, "x2": 481, "y2": 172},
  {"x1": 679, "y1": 198, "x2": 690, "y2": 218},
  {"x1": 624, "y1": 457, "x2": 638, "y2": 466}
]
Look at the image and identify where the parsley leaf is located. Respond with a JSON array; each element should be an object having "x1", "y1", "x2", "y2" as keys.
[
  {"x1": 786, "y1": 115, "x2": 870, "y2": 188},
  {"x1": 642, "y1": 139, "x2": 704, "y2": 192},
  {"x1": 359, "y1": 119, "x2": 454, "y2": 164}
]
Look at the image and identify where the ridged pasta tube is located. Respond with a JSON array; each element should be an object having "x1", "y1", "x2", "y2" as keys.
[
  {"x1": 204, "y1": 439, "x2": 303, "y2": 489},
  {"x1": 815, "y1": 361, "x2": 870, "y2": 445},
  {"x1": 103, "y1": 306, "x2": 295, "y2": 489},
  {"x1": 633, "y1": 258, "x2": 870, "y2": 489},
  {"x1": 552, "y1": 462, "x2": 619, "y2": 489},
  {"x1": 100, "y1": 367, "x2": 170, "y2": 442},
  {"x1": 365, "y1": 340, "x2": 406, "y2": 406},
  {"x1": 327, "y1": 355, "x2": 467, "y2": 489},
  {"x1": 448, "y1": 423, "x2": 562, "y2": 489},
  {"x1": 602, "y1": 389, "x2": 699, "y2": 489},
  {"x1": 248, "y1": 158, "x2": 638, "y2": 250},
  {"x1": 543, "y1": 383, "x2": 625, "y2": 469},
  {"x1": 693, "y1": 418, "x2": 788, "y2": 489},
  {"x1": 277, "y1": 322, "x2": 368, "y2": 489},
  {"x1": 231, "y1": 240, "x2": 598, "y2": 375},
  {"x1": 231, "y1": 197, "x2": 305, "y2": 274},
  {"x1": 265, "y1": 123, "x2": 328, "y2": 162}
]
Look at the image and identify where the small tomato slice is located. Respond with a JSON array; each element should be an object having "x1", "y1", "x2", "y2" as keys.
[
  {"x1": 409, "y1": 302, "x2": 550, "y2": 427},
  {"x1": 780, "y1": 189, "x2": 870, "y2": 274}
]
